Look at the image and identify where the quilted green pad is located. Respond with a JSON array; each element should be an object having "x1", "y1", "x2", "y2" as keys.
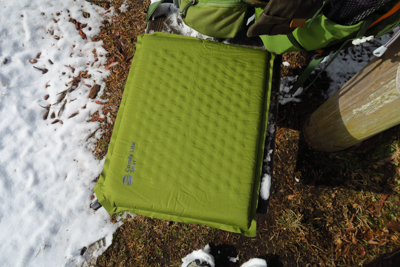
[{"x1": 94, "y1": 32, "x2": 274, "y2": 237}]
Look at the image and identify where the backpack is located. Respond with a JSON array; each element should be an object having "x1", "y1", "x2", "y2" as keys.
[
  {"x1": 146, "y1": 0, "x2": 325, "y2": 39},
  {"x1": 256, "y1": 0, "x2": 400, "y2": 91},
  {"x1": 256, "y1": 0, "x2": 400, "y2": 54}
]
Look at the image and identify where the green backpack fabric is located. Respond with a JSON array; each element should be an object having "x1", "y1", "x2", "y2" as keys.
[
  {"x1": 247, "y1": 0, "x2": 324, "y2": 37},
  {"x1": 146, "y1": 0, "x2": 324, "y2": 39},
  {"x1": 179, "y1": 0, "x2": 248, "y2": 38},
  {"x1": 254, "y1": 0, "x2": 400, "y2": 91},
  {"x1": 256, "y1": 0, "x2": 400, "y2": 55},
  {"x1": 146, "y1": 0, "x2": 248, "y2": 38}
]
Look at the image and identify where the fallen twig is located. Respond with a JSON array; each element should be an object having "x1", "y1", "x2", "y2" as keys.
[
  {"x1": 86, "y1": 127, "x2": 101, "y2": 141},
  {"x1": 33, "y1": 66, "x2": 48, "y2": 74},
  {"x1": 300, "y1": 233, "x2": 326, "y2": 267}
]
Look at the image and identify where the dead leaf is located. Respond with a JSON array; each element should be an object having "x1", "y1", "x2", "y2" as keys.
[
  {"x1": 89, "y1": 84, "x2": 101, "y2": 99},
  {"x1": 58, "y1": 99, "x2": 67, "y2": 117},
  {"x1": 29, "y1": 59, "x2": 38, "y2": 63},
  {"x1": 367, "y1": 240, "x2": 379, "y2": 245},
  {"x1": 287, "y1": 195, "x2": 296, "y2": 200},
  {"x1": 358, "y1": 246, "x2": 366, "y2": 256},
  {"x1": 373, "y1": 176, "x2": 382, "y2": 183},
  {"x1": 387, "y1": 221, "x2": 400, "y2": 232},
  {"x1": 107, "y1": 105, "x2": 118, "y2": 113},
  {"x1": 65, "y1": 65, "x2": 75, "y2": 73},
  {"x1": 36, "y1": 52, "x2": 41, "y2": 59},
  {"x1": 105, "y1": 62, "x2": 118, "y2": 70},
  {"x1": 68, "y1": 112, "x2": 79, "y2": 119},
  {"x1": 44, "y1": 94, "x2": 49, "y2": 100},
  {"x1": 391, "y1": 235, "x2": 399, "y2": 242},
  {"x1": 334, "y1": 238, "x2": 342, "y2": 246},
  {"x1": 48, "y1": 59, "x2": 53, "y2": 64},
  {"x1": 79, "y1": 29, "x2": 87, "y2": 39},
  {"x1": 54, "y1": 90, "x2": 67, "y2": 105},
  {"x1": 33, "y1": 66, "x2": 48, "y2": 74},
  {"x1": 51, "y1": 119, "x2": 63, "y2": 124},
  {"x1": 43, "y1": 109, "x2": 49, "y2": 120}
]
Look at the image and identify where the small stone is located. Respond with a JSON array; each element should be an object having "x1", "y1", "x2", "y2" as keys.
[{"x1": 89, "y1": 84, "x2": 101, "y2": 99}]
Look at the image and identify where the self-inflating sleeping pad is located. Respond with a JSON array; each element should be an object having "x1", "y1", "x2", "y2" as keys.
[{"x1": 94, "y1": 32, "x2": 275, "y2": 236}]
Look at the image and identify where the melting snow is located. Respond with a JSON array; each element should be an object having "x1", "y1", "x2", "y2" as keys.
[{"x1": 0, "y1": 1, "x2": 119, "y2": 266}]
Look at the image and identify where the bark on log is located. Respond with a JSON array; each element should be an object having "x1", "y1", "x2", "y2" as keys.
[{"x1": 304, "y1": 37, "x2": 400, "y2": 152}]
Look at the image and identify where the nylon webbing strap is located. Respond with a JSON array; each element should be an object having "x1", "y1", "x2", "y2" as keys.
[
  {"x1": 289, "y1": 55, "x2": 325, "y2": 93},
  {"x1": 289, "y1": 17, "x2": 374, "y2": 94},
  {"x1": 287, "y1": 33, "x2": 306, "y2": 51}
]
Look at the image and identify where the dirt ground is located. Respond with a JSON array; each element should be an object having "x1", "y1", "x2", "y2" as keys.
[{"x1": 87, "y1": 1, "x2": 400, "y2": 266}]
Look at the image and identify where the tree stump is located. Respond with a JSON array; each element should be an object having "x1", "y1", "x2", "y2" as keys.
[{"x1": 304, "y1": 37, "x2": 400, "y2": 152}]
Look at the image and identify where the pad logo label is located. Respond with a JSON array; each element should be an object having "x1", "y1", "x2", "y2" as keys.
[
  {"x1": 123, "y1": 142, "x2": 136, "y2": 186},
  {"x1": 122, "y1": 175, "x2": 132, "y2": 186}
]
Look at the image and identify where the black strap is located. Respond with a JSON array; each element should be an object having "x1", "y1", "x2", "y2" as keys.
[{"x1": 287, "y1": 33, "x2": 306, "y2": 51}]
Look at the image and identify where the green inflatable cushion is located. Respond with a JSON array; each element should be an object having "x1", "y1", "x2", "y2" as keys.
[{"x1": 94, "y1": 32, "x2": 274, "y2": 237}]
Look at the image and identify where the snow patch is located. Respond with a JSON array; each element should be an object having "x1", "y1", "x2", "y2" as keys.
[
  {"x1": 0, "y1": 1, "x2": 118, "y2": 266},
  {"x1": 119, "y1": 0, "x2": 129, "y2": 13},
  {"x1": 181, "y1": 245, "x2": 215, "y2": 267},
  {"x1": 260, "y1": 174, "x2": 272, "y2": 200},
  {"x1": 241, "y1": 258, "x2": 268, "y2": 267}
]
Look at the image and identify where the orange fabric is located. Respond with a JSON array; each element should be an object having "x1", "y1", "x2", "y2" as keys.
[{"x1": 369, "y1": 1, "x2": 400, "y2": 28}]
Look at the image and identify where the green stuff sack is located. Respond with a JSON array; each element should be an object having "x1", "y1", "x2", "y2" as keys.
[
  {"x1": 179, "y1": 0, "x2": 248, "y2": 38},
  {"x1": 94, "y1": 32, "x2": 275, "y2": 237}
]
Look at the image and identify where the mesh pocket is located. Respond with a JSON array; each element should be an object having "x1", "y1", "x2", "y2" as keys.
[{"x1": 323, "y1": 0, "x2": 394, "y2": 25}]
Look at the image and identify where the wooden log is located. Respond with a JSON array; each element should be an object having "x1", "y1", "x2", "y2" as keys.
[{"x1": 303, "y1": 37, "x2": 400, "y2": 152}]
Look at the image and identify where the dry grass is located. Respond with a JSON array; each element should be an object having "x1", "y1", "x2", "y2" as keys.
[{"x1": 89, "y1": 0, "x2": 150, "y2": 159}]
